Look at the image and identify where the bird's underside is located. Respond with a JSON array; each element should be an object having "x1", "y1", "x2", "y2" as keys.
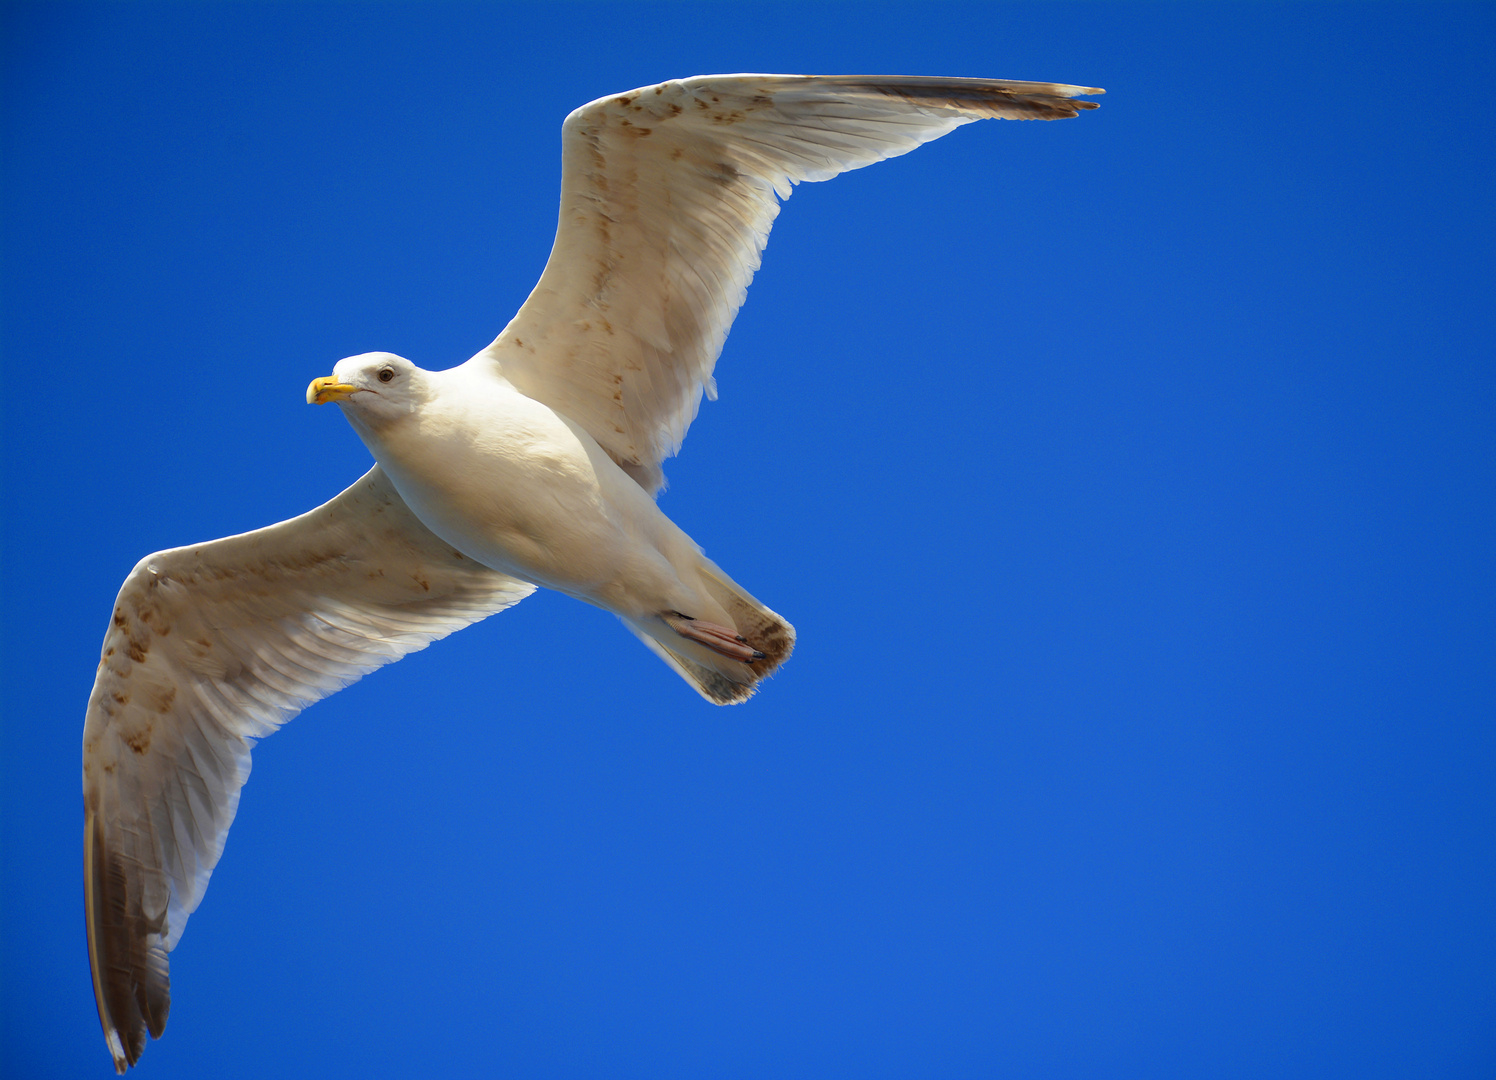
[{"x1": 83, "y1": 72, "x2": 1102, "y2": 1071}]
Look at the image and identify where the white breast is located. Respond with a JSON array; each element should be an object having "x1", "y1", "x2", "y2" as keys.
[{"x1": 352, "y1": 368, "x2": 685, "y2": 606}]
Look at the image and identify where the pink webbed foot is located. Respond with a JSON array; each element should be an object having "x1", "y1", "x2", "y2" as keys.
[{"x1": 663, "y1": 611, "x2": 766, "y2": 664}]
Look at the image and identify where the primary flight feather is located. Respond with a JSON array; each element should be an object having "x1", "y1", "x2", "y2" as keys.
[{"x1": 82, "y1": 73, "x2": 1103, "y2": 1071}]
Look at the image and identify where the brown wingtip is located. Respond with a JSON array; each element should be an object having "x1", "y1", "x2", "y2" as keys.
[
  {"x1": 85, "y1": 807, "x2": 171, "y2": 1071},
  {"x1": 86, "y1": 810, "x2": 130, "y2": 1071}
]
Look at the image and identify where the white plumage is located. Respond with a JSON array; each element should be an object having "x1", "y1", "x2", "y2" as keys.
[{"x1": 82, "y1": 73, "x2": 1102, "y2": 1071}]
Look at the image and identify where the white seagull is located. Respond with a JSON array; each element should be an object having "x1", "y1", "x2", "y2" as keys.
[{"x1": 81, "y1": 73, "x2": 1102, "y2": 1071}]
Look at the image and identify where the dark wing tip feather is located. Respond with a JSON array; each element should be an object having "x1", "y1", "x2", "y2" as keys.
[
  {"x1": 841, "y1": 75, "x2": 1105, "y2": 119},
  {"x1": 86, "y1": 809, "x2": 171, "y2": 1072}
]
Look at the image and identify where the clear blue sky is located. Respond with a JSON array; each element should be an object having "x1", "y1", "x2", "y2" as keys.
[{"x1": 4, "y1": 3, "x2": 1493, "y2": 1077}]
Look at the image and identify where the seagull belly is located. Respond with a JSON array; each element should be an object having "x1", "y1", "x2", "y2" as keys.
[{"x1": 367, "y1": 388, "x2": 704, "y2": 619}]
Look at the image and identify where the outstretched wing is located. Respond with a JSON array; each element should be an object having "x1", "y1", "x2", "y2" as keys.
[
  {"x1": 82, "y1": 466, "x2": 534, "y2": 1072},
  {"x1": 469, "y1": 74, "x2": 1103, "y2": 493}
]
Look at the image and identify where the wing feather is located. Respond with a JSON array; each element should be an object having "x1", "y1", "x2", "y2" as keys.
[
  {"x1": 82, "y1": 466, "x2": 534, "y2": 1071},
  {"x1": 470, "y1": 74, "x2": 1102, "y2": 492}
]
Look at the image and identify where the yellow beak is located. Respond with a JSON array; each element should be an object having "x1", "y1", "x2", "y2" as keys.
[{"x1": 307, "y1": 376, "x2": 360, "y2": 405}]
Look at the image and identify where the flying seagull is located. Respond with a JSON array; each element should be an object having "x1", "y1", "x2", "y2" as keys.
[{"x1": 82, "y1": 73, "x2": 1102, "y2": 1071}]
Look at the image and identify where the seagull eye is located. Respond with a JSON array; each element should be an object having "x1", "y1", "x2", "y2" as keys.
[{"x1": 378, "y1": 367, "x2": 395, "y2": 384}]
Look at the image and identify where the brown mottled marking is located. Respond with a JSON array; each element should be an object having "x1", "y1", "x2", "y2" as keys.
[
  {"x1": 127, "y1": 639, "x2": 149, "y2": 663},
  {"x1": 752, "y1": 619, "x2": 795, "y2": 664},
  {"x1": 113, "y1": 691, "x2": 130, "y2": 706},
  {"x1": 413, "y1": 574, "x2": 430, "y2": 592},
  {"x1": 591, "y1": 250, "x2": 614, "y2": 292},
  {"x1": 514, "y1": 337, "x2": 524, "y2": 347},
  {"x1": 113, "y1": 610, "x2": 127, "y2": 630},
  {"x1": 256, "y1": 548, "x2": 346, "y2": 576},
  {"x1": 102, "y1": 762, "x2": 116, "y2": 775},
  {"x1": 707, "y1": 161, "x2": 740, "y2": 186},
  {"x1": 124, "y1": 725, "x2": 152, "y2": 755},
  {"x1": 671, "y1": 147, "x2": 683, "y2": 159},
  {"x1": 147, "y1": 685, "x2": 176, "y2": 714},
  {"x1": 104, "y1": 647, "x2": 115, "y2": 658}
]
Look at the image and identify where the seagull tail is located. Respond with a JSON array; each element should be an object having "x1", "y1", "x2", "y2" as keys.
[{"x1": 623, "y1": 559, "x2": 794, "y2": 705}]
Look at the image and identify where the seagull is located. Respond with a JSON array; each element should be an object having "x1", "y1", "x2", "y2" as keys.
[{"x1": 81, "y1": 73, "x2": 1102, "y2": 1071}]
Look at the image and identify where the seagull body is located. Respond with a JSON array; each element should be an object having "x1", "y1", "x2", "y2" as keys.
[
  {"x1": 334, "y1": 358, "x2": 670, "y2": 607},
  {"x1": 82, "y1": 73, "x2": 1103, "y2": 1070},
  {"x1": 320, "y1": 354, "x2": 775, "y2": 686}
]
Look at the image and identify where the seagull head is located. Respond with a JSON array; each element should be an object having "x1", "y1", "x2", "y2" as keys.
[{"x1": 306, "y1": 352, "x2": 425, "y2": 423}]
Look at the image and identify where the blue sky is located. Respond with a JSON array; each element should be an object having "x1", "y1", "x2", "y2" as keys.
[{"x1": 3, "y1": 3, "x2": 1493, "y2": 1077}]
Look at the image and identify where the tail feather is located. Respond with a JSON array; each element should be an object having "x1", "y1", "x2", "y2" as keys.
[{"x1": 625, "y1": 558, "x2": 794, "y2": 704}]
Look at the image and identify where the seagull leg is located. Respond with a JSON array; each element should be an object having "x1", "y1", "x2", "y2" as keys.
[{"x1": 663, "y1": 611, "x2": 766, "y2": 663}]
